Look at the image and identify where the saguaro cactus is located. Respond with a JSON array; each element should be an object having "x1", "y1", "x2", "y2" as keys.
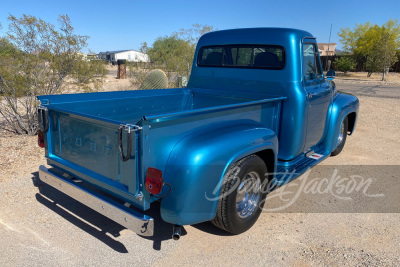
[{"x1": 139, "y1": 69, "x2": 168, "y2": 89}]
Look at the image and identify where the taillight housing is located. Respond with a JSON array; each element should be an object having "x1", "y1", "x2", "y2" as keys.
[
  {"x1": 145, "y1": 167, "x2": 164, "y2": 195},
  {"x1": 38, "y1": 130, "x2": 45, "y2": 148}
]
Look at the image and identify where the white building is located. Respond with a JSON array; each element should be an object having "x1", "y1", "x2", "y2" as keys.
[{"x1": 98, "y1": 50, "x2": 150, "y2": 64}]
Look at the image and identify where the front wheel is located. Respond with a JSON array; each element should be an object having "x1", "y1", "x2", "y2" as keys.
[
  {"x1": 211, "y1": 155, "x2": 268, "y2": 234},
  {"x1": 331, "y1": 116, "x2": 348, "y2": 156}
]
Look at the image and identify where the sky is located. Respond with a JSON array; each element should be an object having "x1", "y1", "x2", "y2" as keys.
[{"x1": 0, "y1": 0, "x2": 399, "y2": 53}]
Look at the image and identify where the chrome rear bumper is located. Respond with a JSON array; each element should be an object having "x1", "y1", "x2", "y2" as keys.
[{"x1": 38, "y1": 165, "x2": 154, "y2": 236}]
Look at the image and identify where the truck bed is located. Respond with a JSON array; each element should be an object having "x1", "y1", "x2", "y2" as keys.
[
  {"x1": 38, "y1": 88, "x2": 285, "y2": 210},
  {"x1": 40, "y1": 88, "x2": 255, "y2": 125}
]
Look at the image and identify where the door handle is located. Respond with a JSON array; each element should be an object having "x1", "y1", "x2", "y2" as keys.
[{"x1": 321, "y1": 82, "x2": 331, "y2": 90}]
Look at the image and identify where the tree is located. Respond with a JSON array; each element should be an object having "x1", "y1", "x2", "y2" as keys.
[
  {"x1": 0, "y1": 14, "x2": 88, "y2": 135},
  {"x1": 366, "y1": 24, "x2": 399, "y2": 80},
  {"x1": 334, "y1": 56, "x2": 356, "y2": 73},
  {"x1": 139, "y1": 42, "x2": 148, "y2": 54},
  {"x1": 172, "y1": 24, "x2": 216, "y2": 78},
  {"x1": 339, "y1": 22, "x2": 376, "y2": 56},
  {"x1": 147, "y1": 36, "x2": 192, "y2": 77},
  {"x1": 338, "y1": 19, "x2": 400, "y2": 79},
  {"x1": 146, "y1": 24, "x2": 216, "y2": 79},
  {"x1": 0, "y1": 37, "x2": 18, "y2": 57},
  {"x1": 366, "y1": 33, "x2": 398, "y2": 81},
  {"x1": 173, "y1": 24, "x2": 216, "y2": 45}
]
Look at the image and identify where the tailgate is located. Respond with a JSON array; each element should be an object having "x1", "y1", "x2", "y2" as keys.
[{"x1": 43, "y1": 108, "x2": 146, "y2": 209}]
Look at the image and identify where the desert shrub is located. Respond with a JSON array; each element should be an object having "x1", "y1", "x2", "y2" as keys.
[
  {"x1": 72, "y1": 58, "x2": 108, "y2": 84},
  {"x1": 0, "y1": 14, "x2": 88, "y2": 135},
  {"x1": 128, "y1": 63, "x2": 149, "y2": 87}
]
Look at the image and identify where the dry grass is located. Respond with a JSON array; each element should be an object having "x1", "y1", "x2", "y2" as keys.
[
  {"x1": 336, "y1": 71, "x2": 400, "y2": 85},
  {"x1": 60, "y1": 65, "x2": 139, "y2": 94},
  {"x1": 0, "y1": 133, "x2": 46, "y2": 182}
]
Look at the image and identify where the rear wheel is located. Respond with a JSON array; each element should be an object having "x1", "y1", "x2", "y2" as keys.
[
  {"x1": 331, "y1": 116, "x2": 348, "y2": 156},
  {"x1": 212, "y1": 155, "x2": 268, "y2": 234}
]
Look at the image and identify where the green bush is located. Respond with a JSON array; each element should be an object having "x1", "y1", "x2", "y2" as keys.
[
  {"x1": 334, "y1": 56, "x2": 356, "y2": 73},
  {"x1": 128, "y1": 63, "x2": 149, "y2": 87},
  {"x1": 72, "y1": 58, "x2": 108, "y2": 84}
]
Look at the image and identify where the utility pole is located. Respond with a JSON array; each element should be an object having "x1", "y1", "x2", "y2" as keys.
[{"x1": 325, "y1": 23, "x2": 332, "y2": 72}]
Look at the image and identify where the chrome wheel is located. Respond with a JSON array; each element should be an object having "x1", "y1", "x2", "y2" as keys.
[
  {"x1": 212, "y1": 155, "x2": 268, "y2": 234},
  {"x1": 337, "y1": 122, "x2": 345, "y2": 146},
  {"x1": 236, "y1": 171, "x2": 261, "y2": 219}
]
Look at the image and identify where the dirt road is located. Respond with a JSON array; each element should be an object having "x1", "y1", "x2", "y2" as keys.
[{"x1": 0, "y1": 83, "x2": 399, "y2": 266}]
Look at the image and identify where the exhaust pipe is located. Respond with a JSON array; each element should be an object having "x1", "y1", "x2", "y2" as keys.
[{"x1": 172, "y1": 225, "x2": 181, "y2": 240}]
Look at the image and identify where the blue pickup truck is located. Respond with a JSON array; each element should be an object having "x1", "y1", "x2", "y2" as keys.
[{"x1": 37, "y1": 28, "x2": 359, "y2": 239}]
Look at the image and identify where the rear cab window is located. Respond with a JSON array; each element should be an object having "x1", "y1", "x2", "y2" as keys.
[{"x1": 198, "y1": 45, "x2": 285, "y2": 69}]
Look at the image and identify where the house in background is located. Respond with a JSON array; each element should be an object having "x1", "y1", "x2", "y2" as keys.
[
  {"x1": 317, "y1": 43, "x2": 337, "y2": 56},
  {"x1": 87, "y1": 53, "x2": 98, "y2": 60},
  {"x1": 98, "y1": 50, "x2": 150, "y2": 64},
  {"x1": 76, "y1": 52, "x2": 88, "y2": 61}
]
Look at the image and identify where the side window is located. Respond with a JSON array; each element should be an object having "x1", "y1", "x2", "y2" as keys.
[
  {"x1": 303, "y1": 43, "x2": 322, "y2": 81},
  {"x1": 315, "y1": 45, "x2": 322, "y2": 78}
]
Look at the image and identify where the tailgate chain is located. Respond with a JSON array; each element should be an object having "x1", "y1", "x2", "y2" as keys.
[{"x1": 118, "y1": 124, "x2": 142, "y2": 162}]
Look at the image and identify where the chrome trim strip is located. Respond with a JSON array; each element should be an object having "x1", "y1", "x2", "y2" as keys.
[{"x1": 38, "y1": 165, "x2": 154, "y2": 236}]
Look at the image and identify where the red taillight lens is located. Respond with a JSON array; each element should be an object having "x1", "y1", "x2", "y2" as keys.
[
  {"x1": 145, "y1": 167, "x2": 164, "y2": 195},
  {"x1": 38, "y1": 130, "x2": 45, "y2": 148}
]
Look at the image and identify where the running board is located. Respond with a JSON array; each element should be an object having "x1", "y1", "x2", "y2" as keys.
[{"x1": 274, "y1": 150, "x2": 330, "y2": 187}]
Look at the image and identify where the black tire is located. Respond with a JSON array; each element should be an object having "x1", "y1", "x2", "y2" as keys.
[
  {"x1": 211, "y1": 155, "x2": 268, "y2": 234},
  {"x1": 331, "y1": 116, "x2": 348, "y2": 156}
]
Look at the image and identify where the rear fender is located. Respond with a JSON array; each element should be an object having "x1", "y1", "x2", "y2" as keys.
[{"x1": 160, "y1": 124, "x2": 277, "y2": 225}]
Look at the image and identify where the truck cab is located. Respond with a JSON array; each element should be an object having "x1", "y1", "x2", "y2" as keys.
[
  {"x1": 189, "y1": 28, "x2": 357, "y2": 161},
  {"x1": 37, "y1": 28, "x2": 359, "y2": 238}
]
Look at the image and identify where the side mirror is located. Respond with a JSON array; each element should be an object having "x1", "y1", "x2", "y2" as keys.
[{"x1": 326, "y1": 70, "x2": 336, "y2": 81}]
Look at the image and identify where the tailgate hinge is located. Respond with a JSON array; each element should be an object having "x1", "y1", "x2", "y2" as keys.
[{"x1": 120, "y1": 124, "x2": 142, "y2": 133}]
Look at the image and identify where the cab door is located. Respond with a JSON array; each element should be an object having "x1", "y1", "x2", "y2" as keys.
[{"x1": 302, "y1": 41, "x2": 332, "y2": 150}]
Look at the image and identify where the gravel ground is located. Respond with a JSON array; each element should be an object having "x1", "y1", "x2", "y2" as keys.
[{"x1": 0, "y1": 83, "x2": 399, "y2": 266}]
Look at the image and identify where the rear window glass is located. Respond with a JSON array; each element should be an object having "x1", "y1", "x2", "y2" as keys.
[{"x1": 198, "y1": 45, "x2": 285, "y2": 69}]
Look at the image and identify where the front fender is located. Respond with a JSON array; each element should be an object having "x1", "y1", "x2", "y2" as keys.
[
  {"x1": 160, "y1": 124, "x2": 278, "y2": 225},
  {"x1": 320, "y1": 92, "x2": 359, "y2": 153}
]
